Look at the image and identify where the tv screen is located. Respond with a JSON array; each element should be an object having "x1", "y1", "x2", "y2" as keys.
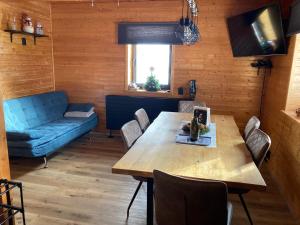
[
  {"x1": 287, "y1": 0, "x2": 300, "y2": 36},
  {"x1": 227, "y1": 4, "x2": 287, "y2": 57}
]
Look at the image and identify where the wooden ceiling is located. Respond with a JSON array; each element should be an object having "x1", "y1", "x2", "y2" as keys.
[{"x1": 45, "y1": 0, "x2": 179, "y2": 2}]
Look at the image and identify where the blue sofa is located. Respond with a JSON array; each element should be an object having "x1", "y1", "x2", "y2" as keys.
[{"x1": 3, "y1": 91, "x2": 98, "y2": 158}]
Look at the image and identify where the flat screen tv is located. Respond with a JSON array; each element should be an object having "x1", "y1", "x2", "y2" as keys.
[
  {"x1": 227, "y1": 4, "x2": 287, "y2": 57},
  {"x1": 287, "y1": 0, "x2": 300, "y2": 36}
]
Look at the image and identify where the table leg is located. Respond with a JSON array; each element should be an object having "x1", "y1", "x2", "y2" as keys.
[{"x1": 147, "y1": 178, "x2": 153, "y2": 225}]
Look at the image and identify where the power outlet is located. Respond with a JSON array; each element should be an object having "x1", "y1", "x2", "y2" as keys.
[{"x1": 22, "y1": 37, "x2": 26, "y2": 46}]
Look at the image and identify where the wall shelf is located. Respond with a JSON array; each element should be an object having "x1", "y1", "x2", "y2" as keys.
[{"x1": 4, "y1": 29, "x2": 48, "y2": 45}]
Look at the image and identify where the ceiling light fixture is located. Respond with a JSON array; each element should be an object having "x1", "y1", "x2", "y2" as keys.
[{"x1": 175, "y1": 0, "x2": 200, "y2": 45}]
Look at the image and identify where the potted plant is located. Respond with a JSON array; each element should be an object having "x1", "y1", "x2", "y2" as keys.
[{"x1": 144, "y1": 67, "x2": 161, "y2": 92}]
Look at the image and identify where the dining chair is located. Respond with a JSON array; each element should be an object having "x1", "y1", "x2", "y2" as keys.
[
  {"x1": 229, "y1": 129, "x2": 271, "y2": 225},
  {"x1": 244, "y1": 116, "x2": 260, "y2": 141},
  {"x1": 134, "y1": 108, "x2": 150, "y2": 132},
  {"x1": 153, "y1": 170, "x2": 233, "y2": 225},
  {"x1": 120, "y1": 120, "x2": 144, "y2": 218},
  {"x1": 178, "y1": 100, "x2": 206, "y2": 113}
]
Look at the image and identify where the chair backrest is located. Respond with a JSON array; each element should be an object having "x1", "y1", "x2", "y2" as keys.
[
  {"x1": 153, "y1": 170, "x2": 229, "y2": 225},
  {"x1": 120, "y1": 120, "x2": 142, "y2": 150},
  {"x1": 246, "y1": 129, "x2": 271, "y2": 168},
  {"x1": 244, "y1": 116, "x2": 260, "y2": 141},
  {"x1": 178, "y1": 100, "x2": 206, "y2": 113},
  {"x1": 134, "y1": 108, "x2": 150, "y2": 132}
]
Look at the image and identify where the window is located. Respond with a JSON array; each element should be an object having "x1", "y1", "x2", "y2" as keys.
[{"x1": 128, "y1": 44, "x2": 172, "y2": 91}]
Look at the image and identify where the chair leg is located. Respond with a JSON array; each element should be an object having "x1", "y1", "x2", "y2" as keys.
[
  {"x1": 127, "y1": 181, "x2": 143, "y2": 218},
  {"x1": 43, "y1": 157, "x2": 48, "y2": 169},
  {"x1": 239, "y1": 194, "x2": 253, "y2": 225}
]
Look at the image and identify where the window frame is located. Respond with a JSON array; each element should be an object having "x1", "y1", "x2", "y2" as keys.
[{"x1": 131, "y1": 44, "x2": 173, "y2": 91}]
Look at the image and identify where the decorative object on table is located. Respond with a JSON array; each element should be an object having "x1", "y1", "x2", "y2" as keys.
[
  {"x1": 194, "y1": 106, "x2": 211, "y2": 127},
  {"x1": 175, "y1": 0, "x2": 200, "y2": 45},
  {"x1": 296, "y1": 108, "x2": 300, "y2": 117},
  {"x1": 22, "y1": 14, "x2": 34, "y2": 33},
  {"x1": 182, "y1": 122, "x2": 191, "y2": 133},
  {"x1": 0, "y1": 179, "x2": 26, "y2": 225},
  {"x1": 189, "y1": 80, "x2": 197, "y2": 100},
  {"x1": 35, "y1": 22, "x2": 44, "y2": 35},
  {"x1": 7, "y1": 16, "x2": 17, "y2": 31},
  {"x1": 199, "y1": 123, "x2": 209, "y2": 135},
  {"x1": 180, "y1": 121, "x2": 209, "y2": 137},
  {"x1": 176, "y1": 122, "x2": 216, "y2": 147},
  {"x1": 144, "y1": 67, "x2": 161, "y2": 92},
  {"x1": 128, "y1": 82, "x2": 138, "y2": 91}
]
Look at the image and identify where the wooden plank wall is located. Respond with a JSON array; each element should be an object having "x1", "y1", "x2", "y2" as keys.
[
  {"x1": 0, "y1": 94, "x2": 9, "y2": 181},
  {"x1": 0, "y1": 0, "x2": 54, "y2": 100},
  {"x1": 0, "y1": 0, "x2": 54, "y2": 205},
  {"x1": 262, "y1": 33, "x2": 300, "y2": 219},
  {"x1": 51, "y1": 0, "x2": 270, "y2": 131},
  {"x1": 0, "y1": 93, "x2": 10, "y2": 209},
  {"x1": 286, "y1": 35, "x2": 300, "y2": 113}
]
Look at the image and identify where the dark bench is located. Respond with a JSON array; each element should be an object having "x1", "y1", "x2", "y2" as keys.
[{"x1": 106, "y1": 95, "x2": 184, "y2": 135}]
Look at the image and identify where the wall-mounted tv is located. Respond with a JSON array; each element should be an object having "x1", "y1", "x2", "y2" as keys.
[
  {"x1": 287, "y1": 0, "x2": 300, "y2": 36},
  {"x1": 227, "y1": 4, "x2": 287, "y2": 57}
]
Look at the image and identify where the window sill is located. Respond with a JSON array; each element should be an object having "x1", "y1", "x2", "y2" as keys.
[
  {"x1": 282, "y1": 110, "x2": 300, "y2": 124},
  {"x1": 125, "y1": 89, "x2": 173, "y2": 97}
]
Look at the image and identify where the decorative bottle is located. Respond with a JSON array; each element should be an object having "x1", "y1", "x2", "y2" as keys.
[{"x1": 190, "y1": 115, "x2": 199, "y2": 142}]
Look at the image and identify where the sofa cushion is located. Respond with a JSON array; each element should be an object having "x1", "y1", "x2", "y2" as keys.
[
  {"x1": 67, "y1": 103, "x2": 94, "y2": 112},
  {"x1": 7, "y1": 114, "x2": 98, "y2": 157},
  {"x1": 7, "y1": 113, "x2": 97, "y2": 149},
  {"x1": 3, "y1": 91, "x2": 68, "y2": 131}
]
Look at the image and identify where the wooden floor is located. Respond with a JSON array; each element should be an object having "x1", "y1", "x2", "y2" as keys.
[{"x1": 10, "y1": 133, "x2": 300, "y2": 225}]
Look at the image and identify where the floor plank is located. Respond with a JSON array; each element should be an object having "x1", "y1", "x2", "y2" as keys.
[{"x1": 9, "y1": 133, "x2": 300, "y2": 225}]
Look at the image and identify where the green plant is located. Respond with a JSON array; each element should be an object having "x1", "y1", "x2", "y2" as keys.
[{"x1": 144, "y1": 68, "x2": 161, "y2": 92}]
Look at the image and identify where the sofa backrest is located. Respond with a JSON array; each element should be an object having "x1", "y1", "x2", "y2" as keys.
[{"x1": 3, "y1": 91, "x2": 68, "y2": 131}]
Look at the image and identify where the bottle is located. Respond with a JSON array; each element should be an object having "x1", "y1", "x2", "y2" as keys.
[
  {"x1": 190, "y1": 109, "x2": 199, "y2": 141},
  {"x1": 190, "y1": 115, "x2": 199, "y2": 142},
  {"x1": 189, "y1": 80, "x2": 197, "y2": 100}
]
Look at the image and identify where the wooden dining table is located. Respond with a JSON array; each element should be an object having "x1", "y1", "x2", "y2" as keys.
[{"x1": 112, "y1": 112, "x2": 266, "y2": 225}]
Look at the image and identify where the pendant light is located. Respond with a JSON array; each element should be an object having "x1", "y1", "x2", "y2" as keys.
[{"x1": 175, "y1": 0, "x2": 200, "y2": 45}]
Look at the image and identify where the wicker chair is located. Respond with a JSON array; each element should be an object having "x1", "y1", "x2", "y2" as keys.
[
  {"x1": 134, "y1": 108, "x2": 150, "y2": 132},
  {"x1": 154, "y1": 170, "x2": 233, "y2": 225},
  {"x1": 229, "y1": 129, "x2": 271, "y2": 225},
  {"x1": 178, "y1": 100, "x2": 206, "y2": 113},
  {"x1": 120, "y1": 120, "x2": 144, "y2": 218},
  {"x1": 244, "y1": 116, "x2": 260, "y2": 141}
]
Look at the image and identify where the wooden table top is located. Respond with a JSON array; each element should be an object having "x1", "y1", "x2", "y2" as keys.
[{"x1": 112, "y1": 112, "x2": 266, "y2": 191}]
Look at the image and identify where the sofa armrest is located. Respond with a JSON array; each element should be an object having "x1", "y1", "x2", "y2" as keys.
[
  {"x1": 67, "y1": 103, "x2": 95, "y2": 112},
  {"x1": 6, "y1": 130, "x2": 45, "y2": 141}
]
